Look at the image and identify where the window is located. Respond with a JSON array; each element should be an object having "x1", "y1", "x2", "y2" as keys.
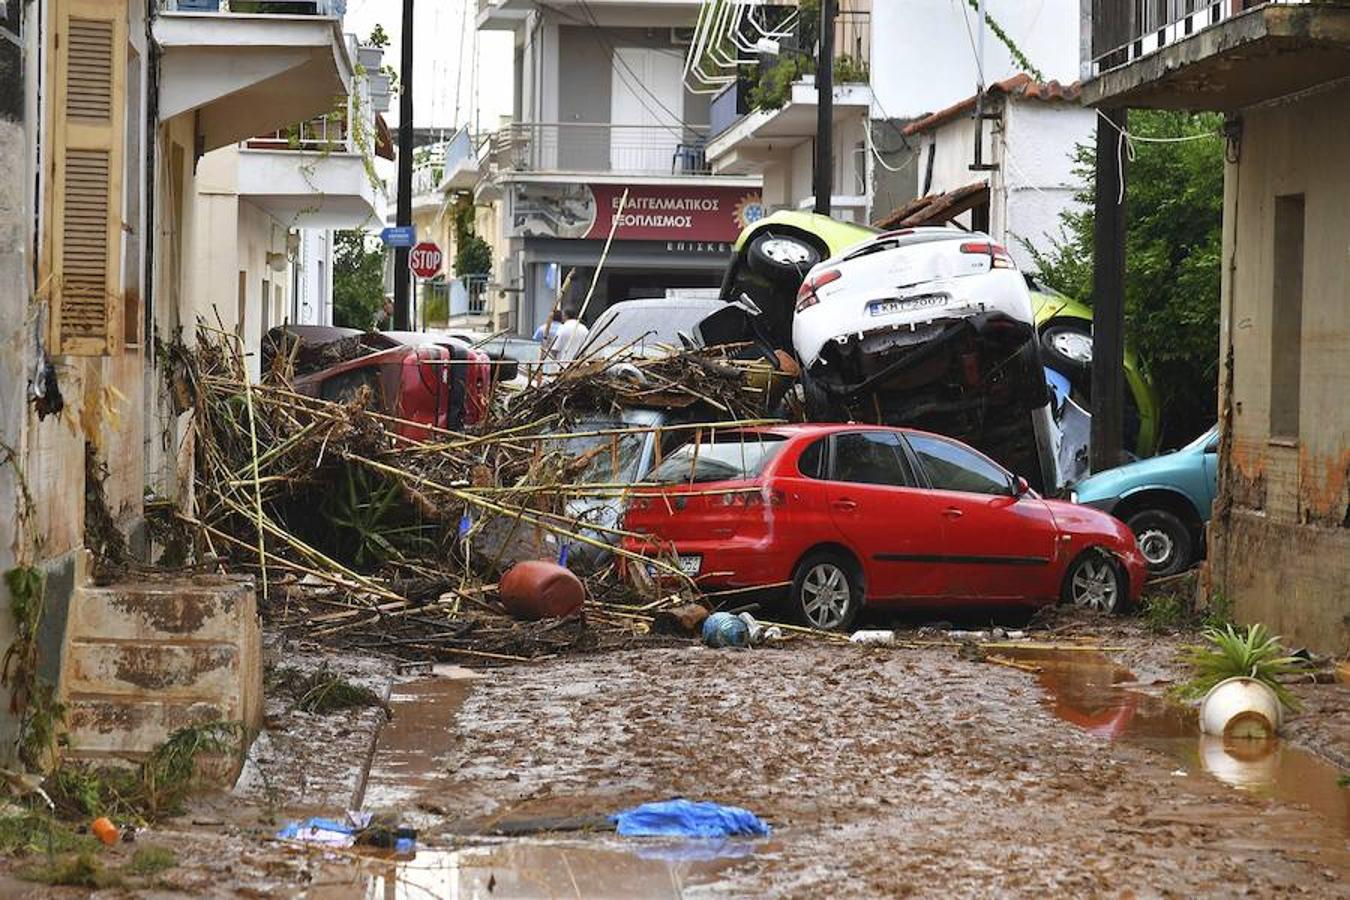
[
  {"x1": 650, "y1": 433, "x2": 787, "y2": 485},
  {"x1": 550, "y1": 423, "x2": 650, "y2": 486},
  {"x1": 1270, "y1": 193, "x2": 1304, "y2": 441},
  {"x1": 907, "y1": 434, "x2": 1011, "y2": 496},
  {"x1": 830, "y1": 432, "x2": 915, "y2": 487},
  {"x1": 797, "y1": 437, "x2": 828, "y2": 480}
]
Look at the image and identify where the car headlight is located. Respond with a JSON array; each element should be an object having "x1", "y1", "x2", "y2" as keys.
[{"x1": 1068, "y1": 490, "x2": 1079, "y2": 504}]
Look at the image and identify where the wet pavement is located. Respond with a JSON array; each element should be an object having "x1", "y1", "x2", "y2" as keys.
[{"x1": 348, "y1": 642, "x2": 1348, "y2": 898}]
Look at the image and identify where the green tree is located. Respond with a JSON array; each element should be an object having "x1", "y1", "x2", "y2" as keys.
[
  {"x1": 451, "y1": 197, "x2": 492, "y2": 278},
  {"x1": 1026, "y1": 110, "x2": 1224, "y2": 447},
  {"x1": 333, "y1": 230, "x2": 386, "y2": 330}
]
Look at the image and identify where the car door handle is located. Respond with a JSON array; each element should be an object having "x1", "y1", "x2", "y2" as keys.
[
  {"x1": 831, "y1": 498, "x2": 858, "y2": 511},
  {"x1": 942, "y1": 506, "x2": 964, "y2": 519}
]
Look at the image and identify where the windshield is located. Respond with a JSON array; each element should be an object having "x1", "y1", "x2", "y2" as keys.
[
  {"x1": 550, "y1": 423, "x2": 649, "y2": 485},
  {"x1": 582, "y1": 303, "x2": 720, "y2": 356},
  {"x1": 650, "y1": 434, "x2": 787, "y2": 485},
  {"x1": 1181, "y1": 424, "x2": 1219, "y2": 454}
]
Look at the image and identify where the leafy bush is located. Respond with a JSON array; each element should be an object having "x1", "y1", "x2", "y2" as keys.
[
  {"x1": 1025, "y1": 110, "x2": 1224, "y2": 447},
  {"x1": 1180, "y1": 623, "x2": 1302, "y2": 710},
  {"x1": 333, "y1": 230, "x2": 387, "y2": 330}
]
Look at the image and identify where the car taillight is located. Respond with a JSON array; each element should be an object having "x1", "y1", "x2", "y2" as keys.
[
  {"x1": 795, "y1": 268, "x2": 842, "y2": 312},
  {"x1": 959, "y1": 241, "x2": 1016, "y2": 270}
]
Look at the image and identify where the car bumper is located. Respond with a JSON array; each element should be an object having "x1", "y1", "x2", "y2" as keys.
[
  {"x1": 622, "y1": 536, "x2": 791, "y2": 591},
  {"x1": 1120, "y1": 547, "x2": 1149, "y2": 601}
]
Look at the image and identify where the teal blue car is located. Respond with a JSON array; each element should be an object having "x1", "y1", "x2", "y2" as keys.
[{"x1": 1073, "y1": 426, "x2": 1218, "y2": 577}]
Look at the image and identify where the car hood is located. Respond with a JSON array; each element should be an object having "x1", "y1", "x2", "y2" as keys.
[
  {"x1": 1073, "y1": 451, "x2": 1191, "y2": 500},
  {"x1": 1043, "y1": 498, "x2": 1135, "y2": 546}
]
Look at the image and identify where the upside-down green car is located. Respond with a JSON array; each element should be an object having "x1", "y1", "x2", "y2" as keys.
[{"x1": 718, "y1": 210, "x2": 1160, "y2": 457}]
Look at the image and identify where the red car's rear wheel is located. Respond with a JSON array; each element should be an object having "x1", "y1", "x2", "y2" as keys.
[{"x1": 791, "y1": 550, "x2": 862, "y2": 632}]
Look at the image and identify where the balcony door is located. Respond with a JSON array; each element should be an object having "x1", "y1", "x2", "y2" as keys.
[{"x1": 610, "y1": 47, "x2": 683, "y2": 176}]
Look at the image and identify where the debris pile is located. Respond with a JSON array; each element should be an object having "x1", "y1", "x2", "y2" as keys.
[{"x1": 175, "y1": 327, "x2": 786, "y2": 662}]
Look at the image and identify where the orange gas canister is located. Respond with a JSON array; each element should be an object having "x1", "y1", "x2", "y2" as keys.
[{"x1": 498, "y1": 560, "x2": 585, "y2": 621}]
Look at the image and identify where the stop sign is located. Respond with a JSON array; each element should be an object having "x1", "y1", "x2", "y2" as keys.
[{"x1": 408, "y1": 241, "x2": 443, "y2": 278}]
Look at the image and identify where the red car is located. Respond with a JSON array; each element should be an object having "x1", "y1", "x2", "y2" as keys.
[
  {"x1": 623, "y1": 424, "x2": 1147, "y2": 630},
  {"x1": 270, "y1": 326, "x2": 492, "y2": 438}
]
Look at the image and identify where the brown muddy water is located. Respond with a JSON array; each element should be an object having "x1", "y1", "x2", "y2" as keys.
[{"x1": 999, "y1": 645, "x2": 1349, "y2": 835}]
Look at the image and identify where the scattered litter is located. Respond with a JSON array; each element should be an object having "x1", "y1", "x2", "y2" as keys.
[
  {"x1": 91, "y1": 817, "x2": 118, "y2": 846},
  {"x1": 651, "y1": 603, "x2": 710, "y2": 636},
  {"x1": 850, "y1": 630, "x2": 896, "y2": 645},
  {"x1": 611, "y1": 799, "x2": 771, "y2": 838},
  {"x1": 276, "y1": 811, "x2": 372, "y2": 848},
  {"x1": 738, "y1": 612, "x2": 782, "y2": 645},
  {"x1": 702, "y1": 612, "x2": 749, "y2": 648}
]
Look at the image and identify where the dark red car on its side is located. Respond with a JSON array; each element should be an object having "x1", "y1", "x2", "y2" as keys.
[{"x1": 622, "y1": 424, "x2": 1147, "y2": 631}]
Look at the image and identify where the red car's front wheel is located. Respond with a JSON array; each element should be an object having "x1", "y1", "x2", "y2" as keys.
[{"x1": 1061, "y1": 550, "x2": 1130, "y2": 615}]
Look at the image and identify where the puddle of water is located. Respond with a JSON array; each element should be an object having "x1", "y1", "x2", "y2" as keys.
[
  {"x1": 361, "y1": 675, "x2": 473, "y2": 813},
  {"x1": 360, "y1": 839, "x2": 752, "y2": 900},
  {"x1": 1000, "y1": 647, "x2": 1349, "y2": 834}
]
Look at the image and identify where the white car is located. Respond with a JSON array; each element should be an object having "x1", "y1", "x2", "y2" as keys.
[{"x1": 791, "y1": 228, "x2": 1061, "y2": 493}]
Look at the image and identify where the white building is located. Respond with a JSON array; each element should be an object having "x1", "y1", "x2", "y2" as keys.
[
  {"x1": 882, "y1": 74, "x2": 1093, "y2": 271},
  {"x1": 476, "y1": 0, "x2": 764, "y2": 335}
]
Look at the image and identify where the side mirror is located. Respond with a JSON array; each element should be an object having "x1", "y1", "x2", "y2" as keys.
[
  {"x1": 1014, "y1": 476, "x2": 1030, "y2": 497},
  {"x1": 736, "y1": 292, "x2": 764, "y2": 317}
]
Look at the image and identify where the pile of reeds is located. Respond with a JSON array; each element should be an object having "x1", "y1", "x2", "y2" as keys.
[{"x1": 175, "y1": 325, "x2": 783, "y2": 663}]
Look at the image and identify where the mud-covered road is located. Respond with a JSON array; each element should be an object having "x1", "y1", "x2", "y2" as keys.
[{"x1": 375, "y1": 642, "x2": 1348, "y2": 898}]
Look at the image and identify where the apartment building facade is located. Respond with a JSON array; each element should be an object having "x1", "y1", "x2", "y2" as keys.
[
  {"x1": 0, "y1": 0, "x2": 380, "y2": 763},
  {"x1": 476, "y1": 0, "x2": 763, "y2": 334},
  {"x1": 1083, "y1": 0, "x2": 1350, "y2": 654}
]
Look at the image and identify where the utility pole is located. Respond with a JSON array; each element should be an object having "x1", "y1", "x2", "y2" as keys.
[
  {"x1": 393, "y1": 0, "x2": 415, "y2": 330},
  {"x1": 1090, "y1": 108, "x2": 1128, "y2": 472},
  {"x1": 813, "y1": 0, "x2": 836, "y2": 215}
]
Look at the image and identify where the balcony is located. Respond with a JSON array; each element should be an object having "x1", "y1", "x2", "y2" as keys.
[
  {"x1": 705, "y1": 77, "x2": 872, "y2": 175},
  {"x1": 1084, "y1": 0, "x2": 1350, "y2": 110},
  {"x1": 413, "y1": 129, "x2": 482, "y2": 199},
  {"x1": 154, "y1": 0, "x2": 352, "y2": 153},
  {"x1": 237, "y1": 111, "x2": 385, "y2": 228},
  {"x1": 485, "y1": 122, "x2": 717, "y2": 180}
]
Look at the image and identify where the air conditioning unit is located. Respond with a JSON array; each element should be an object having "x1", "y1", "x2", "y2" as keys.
[{"x1": 671, "y1": 26, "x2": 695, "y2": 46}]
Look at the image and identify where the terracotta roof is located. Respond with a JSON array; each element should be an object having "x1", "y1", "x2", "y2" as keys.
[
  {"x1": 902, "y1": 74, "x2": 1082, "y2": 137},
  {"x1": 873, "y1": 181, "x2": 990, "y2": 230}
]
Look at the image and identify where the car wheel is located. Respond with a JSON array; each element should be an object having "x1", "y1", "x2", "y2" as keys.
[
  {"x1": 747, "y1": 232, "x2": 821, "y2": 283},
  {"x1": 1061, "y1": 550, "x2": 1129, "y2": 615},
  {"x1": 1041, "y1": 322, "x2": 1093, "y2": 379},
  {"x1": 791, "y1": 551, "x2": 862, "y2": 631},
  {"x1": 800, "y1": 370, "x2": 846, "y2": 422},
  {"x1": 1126, "y1": 509, "x2": 1194, "y2": 577}
]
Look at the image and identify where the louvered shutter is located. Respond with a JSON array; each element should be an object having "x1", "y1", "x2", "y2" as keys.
[{"x1": 48, "y1": 0, "x2": 126, "y2": 356}]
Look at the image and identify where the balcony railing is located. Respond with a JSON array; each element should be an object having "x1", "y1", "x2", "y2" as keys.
[
  {"x1": 1088, "y1": 0, "x2": 1308, "y2": 77},
  {"x1": 162, "y1": 0, "x2": 345, "y2": 15},
  {"x1": 246, "y1": 112, "x2": 351, "y2": 152},
  {"x1": 488, "y1": 122, "x2": 713, "y2": 177}
]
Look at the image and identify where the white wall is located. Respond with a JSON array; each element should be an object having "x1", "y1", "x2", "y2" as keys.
[
  {"x1": 1000, "y1": 101, "x2": 1094, "y2": 268},
  {"x1": 871, "y1": 0, "x2": 1082, "y2": 120}
]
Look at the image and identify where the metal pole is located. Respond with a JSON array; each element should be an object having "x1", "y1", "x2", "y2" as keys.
[
  {"x1": 393, "y1": 0, "x2": 415, "y2": 330},
  {"x1": 813, "y1": 0, "x2": 836, "y2": 215},
  {"x1": 1090, "y1": 108, "x2": 1128, "y2": 472}
]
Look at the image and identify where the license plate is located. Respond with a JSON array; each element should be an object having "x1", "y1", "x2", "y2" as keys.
[
  {"x1": 648, "y1": 555, "x2": 702, "y2": 577},
  {"x1": 869, "y1": 293, "x2": 948, "y2": 316}
]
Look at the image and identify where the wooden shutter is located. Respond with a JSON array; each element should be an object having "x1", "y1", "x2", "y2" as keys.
[{"x1": 47, "y1": 0, "x2": 126, "y2": 356}]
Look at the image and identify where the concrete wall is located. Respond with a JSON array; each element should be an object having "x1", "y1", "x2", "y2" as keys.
[
  {"x1": 871, "y1": 0, "x2": 1082, "y2": 120},
  {"x1": 1211, "y1": 80, "x2": 1350, "y2": 656},
  {"x1": 1000, "y1": 100, "x2": 1093, "y2": 269},
  {"x1": 291, "y1": 230, "x2": 334, "y2": 327}
]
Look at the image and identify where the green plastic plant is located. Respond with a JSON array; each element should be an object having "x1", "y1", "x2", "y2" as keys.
[{"x1": 1179, "y1": 623, "x2": 1302, "y2": 711}]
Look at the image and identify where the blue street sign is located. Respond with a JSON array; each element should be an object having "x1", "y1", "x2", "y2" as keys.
[{"x1": 380, "y1": 226, "x2": 416, "y2": 248}]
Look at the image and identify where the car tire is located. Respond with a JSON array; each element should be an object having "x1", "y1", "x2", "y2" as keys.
[
  {"x1": 801, "y1": 370, "x2": 846, "y2": 422},
  {"x1": 1126, "y1": 509, "x2": 1194, "y2": 577},
  {"x1": 1060, "y1": 549, "x2": 1130, "y2": 615},
  {"x1": 790, "y1": 550, "x2": 862, "y2": 632},
  {"x1": 747, "y1": 232, "x2": 821, "y2": 284},
  {"x1": 1040, "y1": 322, "x2": 1093, "y2": 381}
]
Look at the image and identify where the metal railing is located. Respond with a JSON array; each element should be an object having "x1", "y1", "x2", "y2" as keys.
[
  {"x1": 1088, "y1": 0, "x2": 1308, "y2": 77},
  {"x1": 161, "y1": 0, "x2": 345, "y2": 15},
  {"x1": 246, "y1": 112, "x2": 351, "y2": 152},
  {"x1": 412, "y1": 129, "x2": 478, "y2": 196},
  {"x1": 420, "y1": 274, "x2": 490, "y2": 325},
  {"x1": 487, "y1": 122, "x2": 713, "y2": 177}
]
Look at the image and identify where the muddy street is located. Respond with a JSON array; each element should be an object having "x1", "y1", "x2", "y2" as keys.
[{"x1": 343, "y1": 637, "x2": 1348, "y2": 898}]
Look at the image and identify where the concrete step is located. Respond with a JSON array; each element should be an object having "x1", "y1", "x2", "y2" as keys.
[{"x1": 59, "y1": 575, "x2": 263, "y2": 769}]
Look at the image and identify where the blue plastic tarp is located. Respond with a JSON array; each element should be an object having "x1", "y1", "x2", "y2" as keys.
[{"x1": 610, "y1": 799, "x2": 771, "y2": 838}]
